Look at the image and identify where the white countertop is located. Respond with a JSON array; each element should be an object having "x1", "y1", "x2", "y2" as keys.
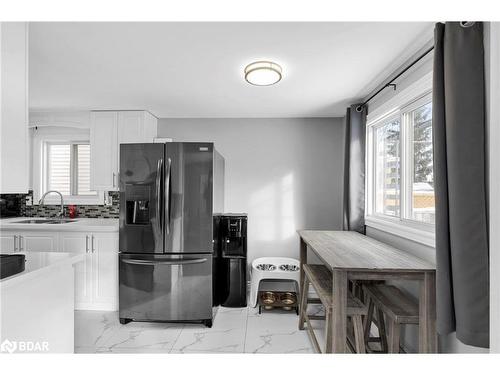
[
  {"x1": 0, "y1": 251, "x2": 85, "y2": 288},
  {"x1": 0, "y1": 217, "x2": 118, "y2": 232}
]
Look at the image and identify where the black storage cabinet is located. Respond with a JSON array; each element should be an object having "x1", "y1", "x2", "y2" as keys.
[{"x1": 212, "y1": 214, "x2": 247, "y2": 307}]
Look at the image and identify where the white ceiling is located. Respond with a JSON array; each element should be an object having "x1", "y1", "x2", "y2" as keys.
[{"x1": 29, "y1": 22, "x2": 433, "y2": 118}]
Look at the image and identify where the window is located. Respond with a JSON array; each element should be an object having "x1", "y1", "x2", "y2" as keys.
[
  {"x1": 45, "y1": 142, "x2": 95, "y2": 196},
  {"x1": 406, "y1": 100, "x2": 434, "y2": 224},
  {"x1": 374, "y1": 116, "x2": 401, "y2": 217},
  {"x1": 31, "y1": 126, "x2": 103, "y2": 205},
  {"x1": 366, "y1": 74, "x2": 434, "y2": 247}
]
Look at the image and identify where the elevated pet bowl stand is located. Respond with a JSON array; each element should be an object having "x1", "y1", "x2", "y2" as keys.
[{"x1": 250, "y1": 257, "x2": 301, "y2": 308}]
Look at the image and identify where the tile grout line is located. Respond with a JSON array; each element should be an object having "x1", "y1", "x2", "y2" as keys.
[
  {"x1": 242, "y1": 306, "x2": 250, "y2": 353},
  {"x1": 96, "y1": 312, "x2": 124, "y2": 350},
  {"x1": 169, "y1": 324, "x2": 185, "y2": 353}
]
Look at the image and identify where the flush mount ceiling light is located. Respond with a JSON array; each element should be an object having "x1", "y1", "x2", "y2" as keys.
[{"x1": 244, "y1": 61, "x2": 282, "y2": 86}]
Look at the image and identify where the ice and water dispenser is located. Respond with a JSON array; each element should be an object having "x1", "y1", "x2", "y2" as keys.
[
  {"x1": 125, "y1": 184, "x2": 151, "y2": 225},
  {"x1": 120, "y1": 183, "x2": 157, "y2": 253}
]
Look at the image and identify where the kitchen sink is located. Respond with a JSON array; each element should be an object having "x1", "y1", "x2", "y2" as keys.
[{"x1": 14, "y1": 219, "x2": 77, "y2": 224}]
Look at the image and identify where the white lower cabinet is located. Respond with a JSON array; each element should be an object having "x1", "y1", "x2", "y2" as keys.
[
  {"x1": 59, "y1": 231, "x2": 118, "y2": 311},
  {"x1": 91, "y1": 233, "x2": 119, "y2": 309},
  {"x1": 0, "y1": 228, "x2": 117, "y2": 310},
  {"x1": 0, "y1": 231, "x2": 17, "y2": 253},
  {"x1": 20, "y1": 231, "x2": 58, "y2": 252},
  {"x1": 1, "y1": 228, "x2": 118, "y2": 310},
  {"x1": 59, "y1": 232, "x2": 93, "y2": 307},
  {"x1": 0, "y1": 231, "x2": 57, "y2": 253}
]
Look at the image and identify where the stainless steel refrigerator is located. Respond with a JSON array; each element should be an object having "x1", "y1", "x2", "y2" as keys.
[{"x1": 118, "y1": 142, "x2": 224, "y2": 327}]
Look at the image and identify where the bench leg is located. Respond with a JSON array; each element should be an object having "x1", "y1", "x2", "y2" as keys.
[
  {"x1": 388, "y1": 319, "x2": 401, "y2": 354},
  {"x1": 376, "y1": 307, "x2": 388, "y2": 353},
  {"x1": 325, "y1": 307, "x2": 333, "y2": 353},
  {"x1": 352, "y1": 315, "x2": 366, "y2": 354},
  {"x1": 363, "y1": 296, "x2": 374, "y2": 346},
  {"x1": 298, "y1": 275, "x2": 309, "y2": 330}
]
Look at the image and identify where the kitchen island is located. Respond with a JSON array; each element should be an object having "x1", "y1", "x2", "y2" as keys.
[{"x1": 0, "y1": 252, "x2": 84, "y2": 353}]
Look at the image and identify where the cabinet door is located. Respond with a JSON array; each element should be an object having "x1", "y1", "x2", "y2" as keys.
[
  {"x1": 143, "y1": 111, "x2": 158, "y2": 142},
  {"x1": 117, "y1": 111, "x2": 145, "y2": 144},
  {"x1": 20, "y1": 231, "x2": 58, "y2": 252},
  {"x1": 0, "y1": 231, "x2": 17, "y2": 253},
  {"x1": 91, "y1": 232, "x2": 119, "y2": 309},
  {"x1": 59, "y1": 232, "x2": 93, "y2": 307},
  {"x1": 0, "y1": 23, "x2": 29, "y2": 193},
  {"x1": 90, "y1": 111, "x2": 118, "y2": 191}
]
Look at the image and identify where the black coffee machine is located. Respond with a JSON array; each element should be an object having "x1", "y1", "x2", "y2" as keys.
[{"x1": 213, "y1": 214, "x2": 247, "y2": 307}]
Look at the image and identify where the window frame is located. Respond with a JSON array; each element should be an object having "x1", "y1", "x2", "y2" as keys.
[
  {"x1": 32, "y1": 127, "x2": 104, "y2": 205},
  {"x1": 370, "y1": 111, "x2": 401, "y2": 219},
  {"x1": 365, "y1": 73, "x2": 435, "y2": 247},
  {"x1": 43, "y1": 141, "x2": 94, "y2": 197}
]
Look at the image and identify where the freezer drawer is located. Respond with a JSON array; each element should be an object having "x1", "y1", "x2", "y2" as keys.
[{"x1": 119, "y1": 253, "x2": 212, "y2": 322}]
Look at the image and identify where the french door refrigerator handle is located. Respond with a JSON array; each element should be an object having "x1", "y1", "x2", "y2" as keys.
[
  {"x1": 121, "y1": 258, "x2": 208, "y2": 266},
  {"x1": 165, "y1": 157, "x2": 172, "y2": 234},
  {"x1": 156, "y1": 158, "x2": 163, "y2": 231}
]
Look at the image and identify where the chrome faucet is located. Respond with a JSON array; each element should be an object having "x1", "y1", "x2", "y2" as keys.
[{"x1": 39, "y1": 190, "x2": 64, "y2": 218}]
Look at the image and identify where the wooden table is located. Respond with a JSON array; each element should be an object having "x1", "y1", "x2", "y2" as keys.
[{"x1": 298, "y1": 230, "x2": 437, "y2": 353}]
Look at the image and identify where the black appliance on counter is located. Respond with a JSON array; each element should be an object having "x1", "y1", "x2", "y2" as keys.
[
  {"x1": 0, "y1": 254, "x2": 25, "y2": 279},
  {"x1": 213, "y1": 214, "x2": 247, "y2": 307},
  {"x1": 0, "y1": 195, "x2": 22, "y2": 218}
]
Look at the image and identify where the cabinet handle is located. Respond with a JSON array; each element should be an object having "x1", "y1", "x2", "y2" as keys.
[
  {"x1": 14, "y1": 235, "x2": 18, "y2": 252},
  {"x1": 85, "y1": 235, "x2": 89, "y2": 253},
  {"x1": 91, "y1": 235, "x2": 95, "y2": 253},
  {"x1": 19, "y1": 236, "x2": 23, "y2": 251}
]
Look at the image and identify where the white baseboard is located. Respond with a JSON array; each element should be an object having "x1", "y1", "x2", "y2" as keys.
[{"x1": 75, "y1": 302, "x2": 117, "y2": 311}]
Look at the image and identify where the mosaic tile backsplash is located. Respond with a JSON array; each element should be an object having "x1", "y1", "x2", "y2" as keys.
[{"x1": 0, "y1": 191, "x2": 119, "y2": 219}]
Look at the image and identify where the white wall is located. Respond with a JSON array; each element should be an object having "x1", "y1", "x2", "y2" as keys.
[
  {"x1": 158, "y1": 117, "x2": 345, "y2": 262},
  {"x1": 486, "y1": 21, "x2": 500, "y2": 353}
]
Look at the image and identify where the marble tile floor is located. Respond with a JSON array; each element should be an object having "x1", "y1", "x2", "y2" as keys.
[{"x1": 75, "y1": 304, "x2": 326, "y2": 354}]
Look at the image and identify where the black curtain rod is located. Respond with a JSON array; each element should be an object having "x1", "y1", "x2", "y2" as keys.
[{"x1": 356, "y1": 45, "x2": 435, "y2": 112}]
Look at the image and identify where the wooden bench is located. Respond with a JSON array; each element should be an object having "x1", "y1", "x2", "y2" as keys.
[
  {"x1": 363, "y1": 284, "x2": 419, "y2": 353},
  {"x1": 298, "y1": 264, "x2": 367, "y2": 353}
]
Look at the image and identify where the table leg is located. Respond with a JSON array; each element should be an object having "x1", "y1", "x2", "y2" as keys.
[
  {"x1": 299, "y1": 237, "x2": 307, "y2": 303},
  {"x1": 419, "y1": 271, "x2": 437, "y2": 353},
  {"x1": 332, "y1": 269, "x2": 348, "y2": 353}
]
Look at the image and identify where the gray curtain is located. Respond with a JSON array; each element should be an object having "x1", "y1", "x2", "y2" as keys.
[
  {"x1": 433, "y1": 22, "x2": 489, "y2": 348},
  {"x1": 343, "y1": 104, "x2": 367, "y2": 234}
]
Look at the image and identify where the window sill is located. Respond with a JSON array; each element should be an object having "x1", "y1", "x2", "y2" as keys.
[{"x1": 365, "y1": 215, "x2": 435, "y2": 248}]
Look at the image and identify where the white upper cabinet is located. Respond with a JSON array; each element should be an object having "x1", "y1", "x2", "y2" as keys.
[
  {"x1": 90, "y1": 111, "x2": 157, "y2": 191},
  {"x1": 0, "y1": 22, "x2": 29, "y2": 193},
  {"x1": 117, "y1": 111, "x2": 144, "y2": 144},
  {"x1": 90, "y1": 111, "x2": 118, "y2": 191}
]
